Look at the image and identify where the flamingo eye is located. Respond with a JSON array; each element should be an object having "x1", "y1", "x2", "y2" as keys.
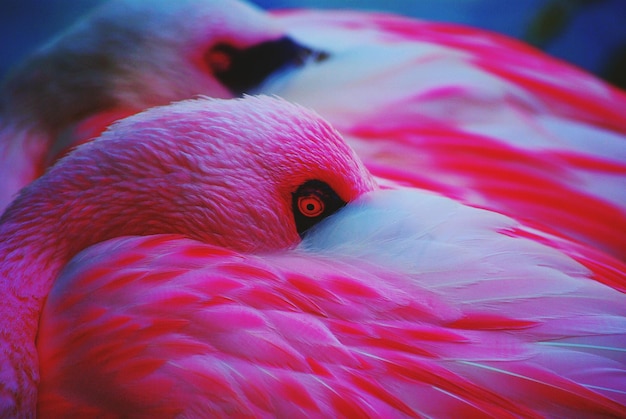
[
  {"x1": 298, "y1": 195, "x2": 325, "y2": 218},
  {"x1": 205, "y1": 46, "x2": 234, "y2": 74},
  {"x1": 292, "y1": 180, "x2": 347, "y2": 237}
]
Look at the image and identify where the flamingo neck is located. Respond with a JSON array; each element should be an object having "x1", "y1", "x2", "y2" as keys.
[
  {"x1": 0, "y1": 156, "x2": 165, "y2": 415},
  {"x1": 0, "y1": 201, "x2": 71, "y2": 415}
]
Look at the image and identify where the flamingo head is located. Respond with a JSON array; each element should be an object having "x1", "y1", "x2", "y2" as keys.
[
  {"x1": 2, "y1": 95, "x2": 376, "y2": 258},
  {"x1": 0, "y1": 95, "x2": 373, "y2": 415}
]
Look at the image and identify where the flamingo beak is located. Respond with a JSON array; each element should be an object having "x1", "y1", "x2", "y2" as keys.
[{"x1": 207, "y1": 36, "x2": 329, "y2": 96}]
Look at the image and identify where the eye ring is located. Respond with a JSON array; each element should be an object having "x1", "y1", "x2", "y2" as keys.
[
  {"x1": 297, "y1": 195, "x2": 325, "y2": 218},
  {"x1": 292, "y1": 180, "x2": 346, "y2": 237},
  {"x1": 205, "y1": 46, "x2": 234, "y2": 74}
]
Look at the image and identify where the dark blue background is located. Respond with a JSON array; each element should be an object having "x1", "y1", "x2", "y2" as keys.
[{"x1": 1, "y1": 0, "x2": 625, "y2": 89}]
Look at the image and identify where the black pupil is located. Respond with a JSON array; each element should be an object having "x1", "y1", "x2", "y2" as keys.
[{"x1": 292, "y1": 180, "x2": 346, "y2": 237}]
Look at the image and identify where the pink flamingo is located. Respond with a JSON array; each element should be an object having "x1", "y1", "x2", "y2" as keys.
[
  {"x1": 0, "y1": 95, "x2": 375, "y2": 415},
  {"x1": 2, "y1": 1, "x2": 625, "y2": 261},
  {"x1": 0, "y1": 96, "x2": 622, "y2": 416}
]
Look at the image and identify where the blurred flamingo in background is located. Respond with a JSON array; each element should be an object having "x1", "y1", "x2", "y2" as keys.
[
  {"x1": 0, "y1": 0, "x2": 625, "y2": 416},
  {"x1": 0, "y1": 96, "x2": 622, "y2": 417}
]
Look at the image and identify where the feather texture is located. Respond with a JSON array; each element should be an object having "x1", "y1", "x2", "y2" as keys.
[
  {"x1": 0, "y1": 1, "x2": 624, "y2": 416},
  {"x1": 38, "y1": 190, "x2": 626, "y2": 417}
]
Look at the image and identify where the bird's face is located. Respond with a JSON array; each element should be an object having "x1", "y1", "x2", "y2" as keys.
[
  {"x1": 5, "y1": 96, "x2": 375, "y2": 258},
  {"x1": 123, "y1": 95, "x2": 376, "y2": 252}
]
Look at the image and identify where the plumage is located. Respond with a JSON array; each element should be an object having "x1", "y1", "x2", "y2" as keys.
[
  {"x1": 0, "y1": 1, "x2": 624, "y2": 417},
  {"x1": 37, "y1": 190, "x2": 626, "y2": 416},
  {"x1": 2, "y1": 96, "x2": 623, "y2": 417},
  {"x1": 265, "y1": 9, "x2": 626, "y2": 260}
]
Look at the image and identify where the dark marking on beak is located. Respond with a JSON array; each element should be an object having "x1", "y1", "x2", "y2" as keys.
[{"x1": 206, "y1": 36, "x2": 329, "y2": 96}]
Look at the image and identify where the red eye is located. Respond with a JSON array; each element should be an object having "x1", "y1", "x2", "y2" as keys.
[
  {"x1": 205, "y1": 45, "x2": 234, "y2": 74},
  {"x1": 297, "y1": 195, "x2": 325, "y2": 218}
]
